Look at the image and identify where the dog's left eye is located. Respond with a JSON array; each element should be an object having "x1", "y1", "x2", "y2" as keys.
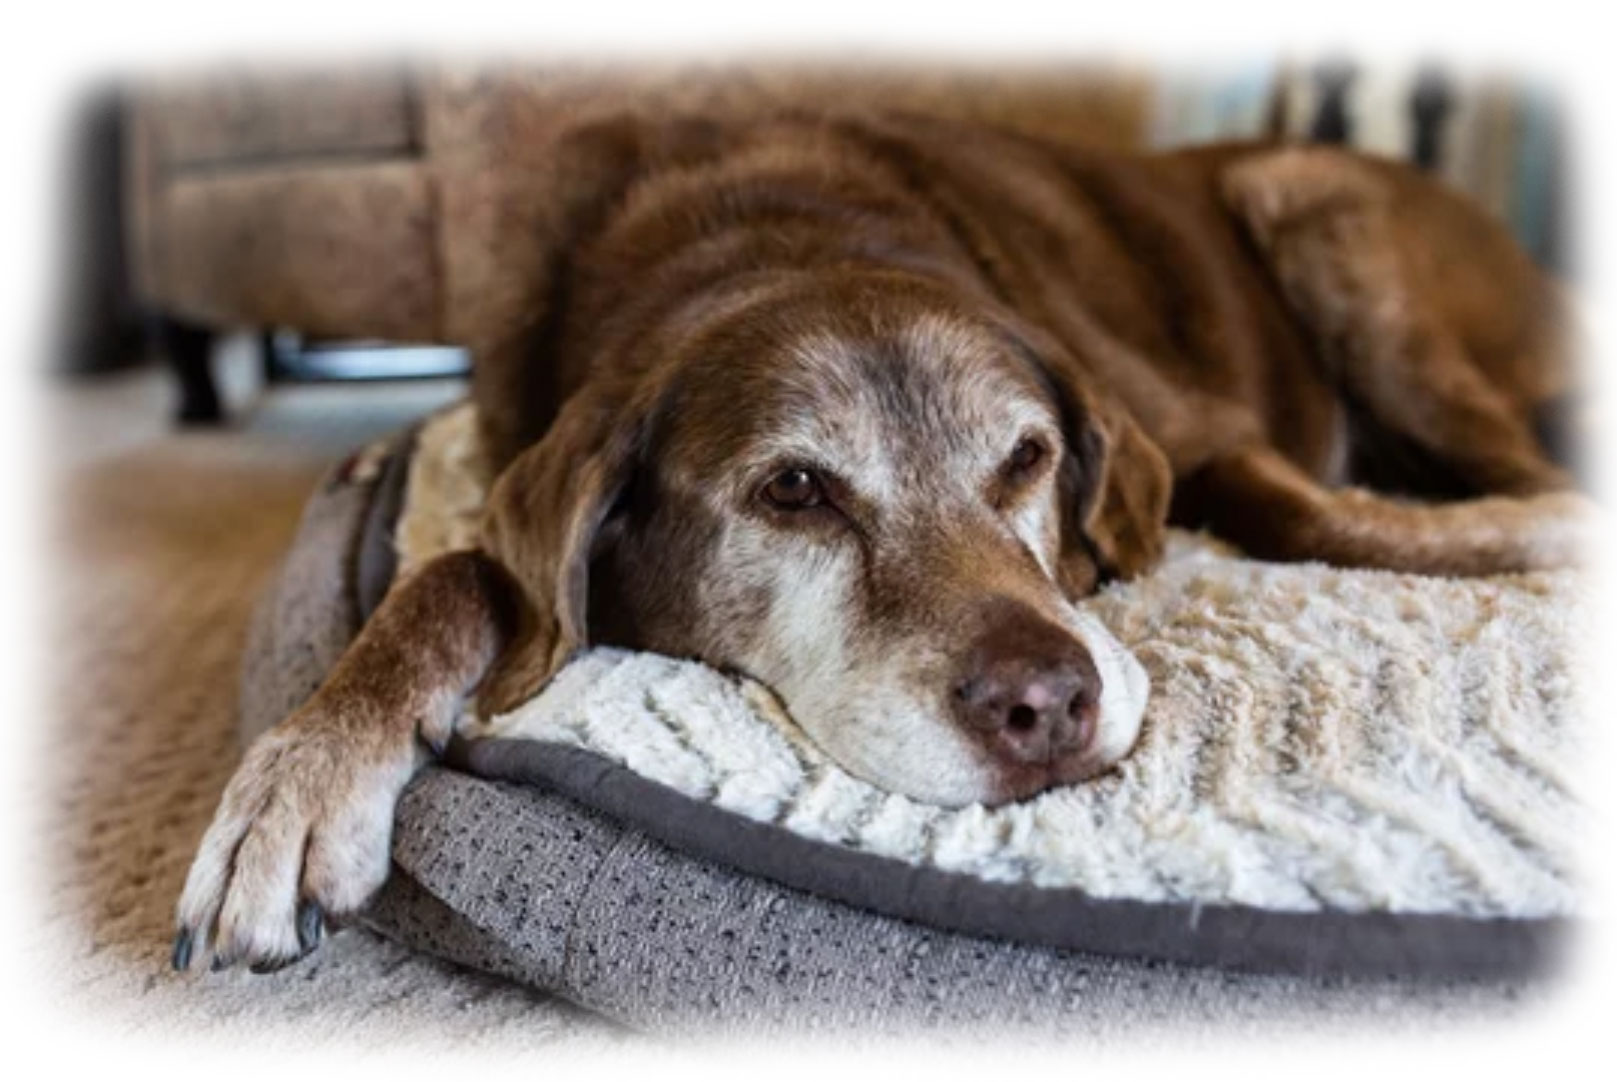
[
  {"x1": 1006, "y1": 438, "x2": 1046, "y2": 476},
  {"x1": 761, "y1": 467, "x2": 826, "y2": 510}
]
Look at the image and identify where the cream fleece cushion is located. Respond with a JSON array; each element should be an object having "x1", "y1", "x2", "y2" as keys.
[{"x1": 398, "y1": 403, "x2": 1588, "y2": 920}]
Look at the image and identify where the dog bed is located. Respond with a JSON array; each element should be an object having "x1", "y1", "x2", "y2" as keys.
[{"x1": 240, "y1": 404, "x2": 1587, "y2": 1032}]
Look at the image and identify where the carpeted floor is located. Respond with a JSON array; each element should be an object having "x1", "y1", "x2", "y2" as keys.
[{"x1": 35, "y1": 362, "x2": 625, "y2": 1051}]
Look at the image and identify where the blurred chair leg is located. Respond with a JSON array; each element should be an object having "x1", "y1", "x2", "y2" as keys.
[
  {"x1": 159, "y1": 316, "x2": 223, "y2": 425},
  {"x1": 1310, "y1": 60, "x2": 1356, "y2": 145},
  {"x1": 1410, "y1": 68, "x2": 1453, "y2": 172},
  {"x1": 260, "y1": 330, "x2": 283, "y2": 386}
]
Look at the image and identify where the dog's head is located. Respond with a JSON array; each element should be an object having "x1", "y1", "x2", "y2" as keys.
[{"x1": 479, "y1": 272, "x2": 1170, "y2": 805}]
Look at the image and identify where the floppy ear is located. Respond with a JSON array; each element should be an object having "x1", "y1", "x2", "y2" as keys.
[
  {"x1": 1062, "y1": 393, "x2": 1173, "y2": 588},
  {"x1": 474, "y1": 386, "x2": 644, "y2": 715},
  {"x1": 1022, "y1": 335, "x2": 1173, "y2": 593}
]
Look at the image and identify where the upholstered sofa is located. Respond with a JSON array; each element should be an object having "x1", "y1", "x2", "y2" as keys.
[{"x1": 123, "y1": 60, "x2": 1152, "y2": 418}]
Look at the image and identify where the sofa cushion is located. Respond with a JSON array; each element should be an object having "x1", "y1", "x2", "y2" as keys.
[
  {"x1": 135, "y1": 66, "x2": 416, "y2": 169},
  {"x1": 156, "y1": 162, "x2": 437, "y2": 339}
]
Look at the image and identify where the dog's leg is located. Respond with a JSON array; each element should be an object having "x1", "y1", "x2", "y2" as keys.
[
  {"x1": 1224, "y1": 148, "x2": 1575, "y2": 498},
  {"x1": 1176, "y1": 444, "x2": 1594, "y2": 577},
  {"x1": 172, "y1": 550, "x2": 516, "y2": 973}
]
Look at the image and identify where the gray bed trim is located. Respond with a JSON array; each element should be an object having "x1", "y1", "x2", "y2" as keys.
[
  {"x1": 453, "y1": 737, "x2": 1569, "y2": 982},
  {"x1": 370, "y1": 769, "x2": 1538, "y2": 1034}
]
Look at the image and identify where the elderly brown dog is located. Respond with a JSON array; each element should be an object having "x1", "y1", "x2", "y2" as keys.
[{"x1": 173, "y1": 110, "x2": 1590, "y2": 973}]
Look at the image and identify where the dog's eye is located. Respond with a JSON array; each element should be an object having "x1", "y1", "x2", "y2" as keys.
[
  {"x1": 761, "y1": 467, "x2": 825, "y2": 510},
  {"x1": 1006, "y1": 438, "x2": 1046, "y2": 476}
]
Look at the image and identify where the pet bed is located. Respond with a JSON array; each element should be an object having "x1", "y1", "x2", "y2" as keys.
[{"x1": 239, "y1": 404, "x2": 1587, "y2": 1033}]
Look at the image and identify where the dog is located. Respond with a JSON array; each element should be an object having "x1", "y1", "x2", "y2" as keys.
[{"x1": 172, "y1": 109, "x2": 1592, "y2": 974}]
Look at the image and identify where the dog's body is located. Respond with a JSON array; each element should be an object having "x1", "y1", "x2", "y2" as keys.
[{"x1": 174, "y1": 111, "x2": 1590, "y2": 973}]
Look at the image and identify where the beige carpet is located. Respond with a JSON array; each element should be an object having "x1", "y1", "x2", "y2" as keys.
[{"x1": 34, "y1": 365, "x2": 624, "y2": 1050}]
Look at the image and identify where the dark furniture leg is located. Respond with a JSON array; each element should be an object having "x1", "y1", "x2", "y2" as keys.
[
  {"x1": 1310, "y1": 60, "x2": 1356, "y2": 145},
  {"x1": 159, "y1": 316, "x2": 223, "y2": 425},
  {"x1": 1409, "y1": 68, "x2": 1453, "y2": 172}
]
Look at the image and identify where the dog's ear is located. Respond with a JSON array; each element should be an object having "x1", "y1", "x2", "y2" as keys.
[
  {"x1": 1061, "y1": 391, "x2": 1173, "y2": 589},
  {"x1": 474, "y1": 384, "x2": 646, "y2": 715},
  {"x1": 1017, "y1": 332, "x2": 1173, "y2": 593}
]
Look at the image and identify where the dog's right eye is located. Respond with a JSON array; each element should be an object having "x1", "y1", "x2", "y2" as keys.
[
  {"x1": 1007, "y1": 437, "x2": 1045, "y2": 475},
  {"x1": 761, "y1": 468, "x2": 826, "y2": 511}
]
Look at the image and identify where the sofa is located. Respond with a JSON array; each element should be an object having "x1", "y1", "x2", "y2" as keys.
[{"x1": 123, "y1": 60, "x2": 1154, "y2": 418}]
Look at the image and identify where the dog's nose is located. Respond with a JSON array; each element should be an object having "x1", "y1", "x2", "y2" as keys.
[{"x1": 952, "y1": 609, "x2": 1103, "y2": 767}]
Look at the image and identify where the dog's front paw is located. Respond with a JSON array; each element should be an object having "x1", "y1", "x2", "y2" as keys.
[{"x1": 172, "y1": 709, "x2": 420, "y2": 973}]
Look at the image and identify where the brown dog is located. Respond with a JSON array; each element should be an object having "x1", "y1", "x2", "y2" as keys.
[{"x1": 173, "y1": 110, "x2": 1591, "y2": 973}]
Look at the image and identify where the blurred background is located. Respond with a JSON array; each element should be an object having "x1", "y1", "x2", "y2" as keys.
[{"x1": 47, "y1": 57, "x2": 1570, "y2": 428}]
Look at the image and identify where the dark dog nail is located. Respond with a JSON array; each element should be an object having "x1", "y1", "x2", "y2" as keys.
[
  {"x1": 249, "y1": 956, "x2": 294, "y2": 975},
  {"x1": 297, "y1": 901, "x2": 324, "y2": 953},
  {"x1": 210, "y1": 953, "x2": 235, "y2": 973},
  {"x1": 171, "y1": 929, "x2": 193, "y2": 972}
]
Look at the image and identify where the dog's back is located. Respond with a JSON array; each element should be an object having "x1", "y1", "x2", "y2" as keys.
[
  {"x1": 471, "y1": 112, "x2": 1309, "y2": 472},
  {"x1": 471, "y1": 109, "x2": 1573, "y2": 499}
]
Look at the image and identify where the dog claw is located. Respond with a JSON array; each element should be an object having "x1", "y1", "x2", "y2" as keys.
[
  {"x1": 171, "y1": 929, "x2": 193, "y2": 972},
  {"x1": 297, "y1": 901, "x2": 325, "y2": 953},
  {"x1": 249, "y1": 955, "x2": 297, "y2": 975},
  {"x1": 210, "y1": 952, "x2": 236, "y2": 973}
]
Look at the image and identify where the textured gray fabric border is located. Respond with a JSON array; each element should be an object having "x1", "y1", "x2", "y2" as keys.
[
  {"x1": 453, "y1": 738, "x2": 1568, "y2": 982},
  {"x1": 370, "y1": 768, "x2": 1542, "y2": 1035},
  {"x1": 237, "y1": 425, "x2": 1565, "y2": 1031}
]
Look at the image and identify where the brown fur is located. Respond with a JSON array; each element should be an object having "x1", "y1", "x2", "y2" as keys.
[
  {"x1": 470, "y1": 112, "x2": 1585, "y2": 703},
  {"x1": 177, "y1": 110, "x2": 1592, "y2": 972}
]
